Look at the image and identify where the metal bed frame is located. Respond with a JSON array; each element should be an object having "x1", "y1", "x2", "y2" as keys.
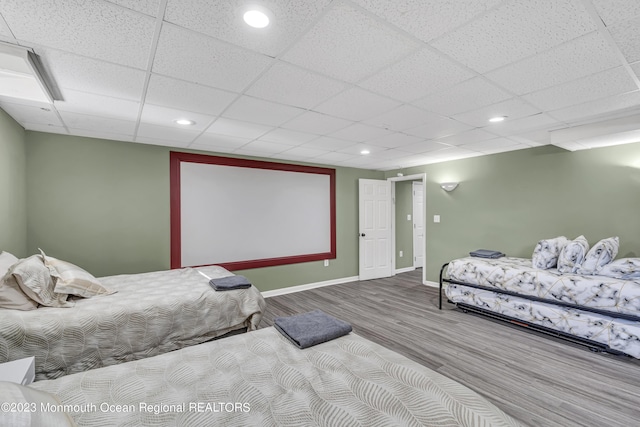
[{"x1": 438, "y1": 262, "x2": 631, "y2": 356}]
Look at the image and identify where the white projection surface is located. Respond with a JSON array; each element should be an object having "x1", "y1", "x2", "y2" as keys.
[{"x1": 179, "y1": 161, "x2": 332, "y2": 268}]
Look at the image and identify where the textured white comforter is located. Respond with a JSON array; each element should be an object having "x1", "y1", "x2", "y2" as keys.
[
  {"x1": 32, "y1": 327, "x2": 522, "y2": 427},
  {"x1": 0, "y1": 265, "x2": 265, "y2": 380}
]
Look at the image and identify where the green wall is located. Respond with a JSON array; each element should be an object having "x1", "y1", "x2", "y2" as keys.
[
  {"x1": 25, "y1": 131, "x2": 383, "y2": 290},
  {"x1": 0, "y1": 109, "x2": 26, "y2": 257},
  {"x1": 386, "y1": 143, "x2": 640, "y2": 282}
]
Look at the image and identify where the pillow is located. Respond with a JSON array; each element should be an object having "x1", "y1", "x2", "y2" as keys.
[
  {"x1": 39, "y1": 249, "x2": 114, "y2": 298},
  {"x1": 0, "y1": 381, "x2": 76, "y2": 427},
  {"x1": 0, "y1": 275, "x2": 39, "y2": 311},
  {"x1": 532, "y1": 236, "x2": 568, "y2": 269},
  {"x1": 596, "y1": 258, "x2": 640, "y2": 279},
  {"x1": 9, "y1": 255, "x2": 72, "y2": 308},
  {"x1": 0, "y1": 251, "x2": 19, "y2": 277},
  {"x1": 557, "y1": 235, "x2": 589, "y2": 274},
  {"x1": 577, "y1": 236, "x2": 619, "y2": 275}
]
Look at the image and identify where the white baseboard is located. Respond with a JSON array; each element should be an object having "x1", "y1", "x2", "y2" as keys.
[
  {"x1": 394, "y1": 266, "x2": 415, "y2": 274},
  {"x1": 262, "y1": 276, "x2": 359, "y2": 298},
  {"x1": 423, "y1": 280, "x2": 439, "y2": 288}
]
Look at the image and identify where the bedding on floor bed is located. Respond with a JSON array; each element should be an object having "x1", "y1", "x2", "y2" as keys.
[
  {"x1": 446, "y1": 257, "x2": 640, "y2": 318},
  {"x1": 0, "y1": 265, "x2": 265, "y2": 380},
  {"x1": 28, "y1": 327, "x2": 521, "y2": 427}
]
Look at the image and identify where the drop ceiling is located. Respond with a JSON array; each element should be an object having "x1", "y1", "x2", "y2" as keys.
[{"x1": 1, "y1": 0, "x2": 639, "y2": 170}]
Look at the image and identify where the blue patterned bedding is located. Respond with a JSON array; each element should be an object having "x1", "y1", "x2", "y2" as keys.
[{"x1": 446, "y1": 257, "x2": 640, "y2": 319}]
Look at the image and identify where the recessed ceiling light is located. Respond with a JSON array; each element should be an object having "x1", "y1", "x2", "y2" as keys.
[
  {"x1": 243, "y1": 9, "x2": 270, "y2": 28},
  {"x1": 175, "y1": 119, "x2": 195, "y2": 126},
  {"x1": 360, "y1": 149, "x2": 370, "y2": 155},
  {"x1": 489, "y1": 116, "x2": 506, "y2": 123}
]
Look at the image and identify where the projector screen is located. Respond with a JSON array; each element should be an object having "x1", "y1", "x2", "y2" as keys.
[{"x1": 170, "y1": 152, "x2": 336, "y2": 270}]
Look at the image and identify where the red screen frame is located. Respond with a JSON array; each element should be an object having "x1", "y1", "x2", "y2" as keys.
[{"x1": 170, "y1": 151, "x2": 336, "y2": 271}]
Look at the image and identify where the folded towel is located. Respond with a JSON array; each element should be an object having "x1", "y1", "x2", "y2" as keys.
[
  {"x1": 469, "y1": 249, "x2": 505, "y2": 259},
  {"x1": 209, "y1": 275, "x2": 251, "y2": 291},
  {"x1": 274, "y1": 310, "x2": 352, "y2": 349}
]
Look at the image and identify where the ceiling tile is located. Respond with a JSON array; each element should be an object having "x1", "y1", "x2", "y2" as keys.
[
  {"x1": 246, "y1": 61, "x2": 347, "y2": 109},
  {"x1": 223, "y1": 96, "x2": 304, "y2": 127},
  {"x1": 55, "y1": 89, "x2": 140, "y2": 121},
  {"x1": 236, "y1": 140, "x2": 293, "y2": 154},
  {"x1": 206, "y1": 117, "x2": 273, "y2": 139},
  {"x1": 329, "y1": 123, "x2": 393, "y2": 142},
  {"x1": 136, "y1": 122, "x2": 200, "y2": 143},
  {"x1": 313, "y1": 87, "x2": 400, "y2": 122},
  {"x1": 103, "y1": 0, "x2": 161, "y2": 17},
  {"x1": 38, "y1": 48, "x2": 146, "y2": 101},
  {"x1": 404, "y1": 117, "x2": 473, "y2": 139},
  {"x1": 135, "y1": 136, "x2": 191, "y2": 148},
  {"x1": 548, "y1": 90, "x2": 640, "y2": 123},
  {"x1": 281, "y1": 3, "x2": 420, "y2": 82},
  {"x1": 364, "y1": 105, "x2": 444, "y2": 131},
  {"x1": 145, "y1": 74, "x2": 237, "y2": 115},
  {"x1": 140, "y1": 104, "x2": 214, "y2": 131},
  {"x1": 398, "y1": 140, "x2": 451, "y2": 154},
  {"x1": 417, "y1": 147, "x2": 483, "y2": 163},
  {"x1": 22, "y1": 123, "x2": 68, "y2": 134},
  {"x1": 485, "y1": 31, "x2": 623, "y2": 95},
  {"x1": 434, "y1": 128, "x2": 498, "y2": 146},
  {"x1": 359, "y1": 48, "x2": 475, "y2": 102},
  {"x1": 64, "y1": 128, "x2": 136, "y2": 143},
  {"x1": 0, "y1": 101, "x2": 62, "y2": 126},
  {"x1": 432, "y1": 0, "x2": 597, "y2": 73},
  {"x1": 190, "y1": 133, "x2": 251, "y2": 149},
  {"x1": 608, "y1": 16, "x2": 640, "y2": 64},
  {"x1": 366, "y1": 132, "x2": 423, "y2": 149},
  {"x1": 460, "y1": 137, "x2": 525, "y2": 152},
  {"x1": 279, "y1": 146, "x2": 329, "y2": 158},
  {"x1": 59, "y1": 111, "x2": 136, "y2": 135},
  {"x1": 351, "y1": 0, "x2": 503, "y2": 42},
  {"x1": 414, "y1": 77, "x2": 512, "y2": 116},
  {"x1": 313, "y1": 151, "x2": 358, "y2": 163},
  {"x1": 153, "y1": 24, "x2": 273, "y2": 92},
  {"x1": 300, "y1": 136, "x2": 357, "y2": 151},
  {"x1": 523, "y1": 67, "x2": 638, "y2": 111},
  {"x1": 368, "y1": 148, "x2": 413, "y2": 160},
  {"x1": 453, "y1": 98, "x2": 541, "y2": 127},
  {"x1": 164, "y1": 0, "x2": 332, "y2": 57},
  {"x1": 487, "y1": 113, "x2": 560, "y2": 136},
  {"x1": 281, "y1": 111, "x2": 352, "y2": 134},
  {"x1": 1, "y1": 0, "x2": 156, "y2": 69},
  {"x1": 591, "y1": 0, "x2": 640, "y2": 26},
  {"x1": 257, "y1": 128, "x2": 317, "y2": 145}
]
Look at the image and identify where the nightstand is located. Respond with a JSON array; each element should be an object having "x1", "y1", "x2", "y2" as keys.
[{"x1": 0, "y1": 357, "x2": 35, "y2": 385}]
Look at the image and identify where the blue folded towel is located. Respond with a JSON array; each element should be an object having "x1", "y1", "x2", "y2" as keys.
[
  {"x1": 469, "y1": 249, "x2": 505, "y2": 259},
  {"x1": 209, "y1": 275, "x2": 251, "y2": 291},
  {"x1": 274, "y1": 310, "x2": 352, "y2": 349}
]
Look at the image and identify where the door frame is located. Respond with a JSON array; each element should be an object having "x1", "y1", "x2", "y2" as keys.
[
  {"x1": 412, "y1": 181, "x2": 424, "y2": 269},
  {"x1": 389, "y1": 173, "x2": 427, "y2": 285}
]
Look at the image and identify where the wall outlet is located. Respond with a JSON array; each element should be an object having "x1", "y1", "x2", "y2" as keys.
[
  {"x1": 324, "y1": 259, "x2": 329, "y2": 267},
  {"x1": 399, "y1": 251, "x2": 403, "y2": 257},
  {"x1": 434, "y1": 214, "x2": 441, "y2": 223},
  {"x1": 407, "y1": 214, "x2": 411, "y2": 221}
]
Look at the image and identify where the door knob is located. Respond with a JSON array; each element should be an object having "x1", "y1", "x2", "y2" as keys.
[{"x1": 360, "y1": 233, "x2": 366, "y2": 237}]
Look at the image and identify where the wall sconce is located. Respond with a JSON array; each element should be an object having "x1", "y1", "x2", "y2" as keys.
[{"x1": 440, "y1": 182, "x2": 459, "y2": 192}]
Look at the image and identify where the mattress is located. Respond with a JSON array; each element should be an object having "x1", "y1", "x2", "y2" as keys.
[
  {"x1": 31, "y1": 327, "x2": 522, "y2": 427},
  {"x1": 446, "y1": 284, "x2": 640, "y2": 358},
  {"x1": 447, "y1": 257, "x2": 640, "y2": 318},
  {"x1": 0, "y1": 265, "x2": 266, "y2": 380}
]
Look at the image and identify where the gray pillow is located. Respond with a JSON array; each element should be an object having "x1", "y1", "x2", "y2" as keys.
[
  {"x1": 9, "y1": 255, "x2": 72, "y2": 308},
  {"x1": 532, "y1": 236, "x2": 568, "y2": 269}
]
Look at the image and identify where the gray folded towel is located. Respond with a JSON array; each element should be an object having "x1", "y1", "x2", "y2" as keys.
[
  {"x1": 274, "y1": 310, "x2": 352, "y2": 349},
  {"x1": 209, "y1": 275, "x2": 251, "y2": 291},
  {"x1": 469, "y1": 249, "x2": 505, "y2": 259}
]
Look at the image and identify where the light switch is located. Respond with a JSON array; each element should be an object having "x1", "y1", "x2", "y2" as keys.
[
  {"x1": 434, "y1": 215, "x2": 440, "y2": 223},
  {"x1": 399, "y1": 251, "x2": 403, "y2": 257},
  {"x1": 407, "y1": 214, "x2": 411, "y2": 221}
]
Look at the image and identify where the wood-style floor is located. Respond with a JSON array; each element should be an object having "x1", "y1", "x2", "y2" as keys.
[{"x1": 259, "y1": 269, "x2": 640, "y2": 427}]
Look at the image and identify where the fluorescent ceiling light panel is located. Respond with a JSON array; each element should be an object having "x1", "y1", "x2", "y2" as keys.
[{"x1": 0, "y1": 42, "x2": 60, "y2": 104}]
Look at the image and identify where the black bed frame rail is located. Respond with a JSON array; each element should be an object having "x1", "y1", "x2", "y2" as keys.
[{"x1": 438, "y1": 262, "x2": 640, "y2": 322}]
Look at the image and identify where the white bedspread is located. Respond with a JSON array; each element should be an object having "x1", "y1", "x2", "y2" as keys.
[
  {"x1": 0, "y1": 265, "x2": 265, "y2": 380},
  {"x1": 32, "y1": 327, "x2": 522, "y2": 427}
]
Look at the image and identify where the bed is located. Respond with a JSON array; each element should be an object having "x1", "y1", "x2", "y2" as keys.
[
  {"x1": 0, "y1": 264, "x2": 266, "y2": 380},
  {"x1": 439, "y1": 256, "x2": 640, "y2": 358},
  {"x1": 12, "y1": 327, "x2": 522, "y2": 426}
]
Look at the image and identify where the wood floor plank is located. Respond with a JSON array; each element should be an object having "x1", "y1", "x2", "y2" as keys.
[{"x1": 259, "y1": 269, "x2": 640, "y2": 427}]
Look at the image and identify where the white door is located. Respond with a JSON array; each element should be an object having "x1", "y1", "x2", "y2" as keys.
[
  {"x1": 359, "y1": 179, "x2": 392, "y2": 280},
  {"x1": 412, "y1": 181, "x2": 424, "y2": 268}
]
